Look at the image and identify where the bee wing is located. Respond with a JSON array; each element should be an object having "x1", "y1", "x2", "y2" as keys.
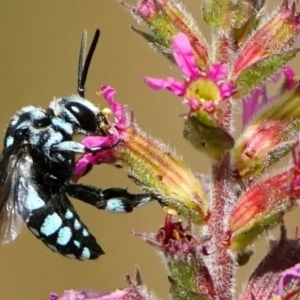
[
  {"x1": 0, "y1": 147, "x2": 25, "y2": 244},
  {"x1": 13, "y1": 153, "x2": 37, "y2": 223},
  {"x1": 0, "y1": 199, "x2": 23, "y2": 244}
]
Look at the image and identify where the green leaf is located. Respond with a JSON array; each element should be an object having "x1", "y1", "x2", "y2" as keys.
[
  {"x1": 231, "y1": 214, "x2": 283, "y2": 252},
  {"x1": 183, "y1": 116, "x2": 235, "y2": 160},
  {"x1": 169, "y1": 276, "x2": 211, "y2": 300},
  {"x1": 131, "y1": 26, "x2": 174, "y2": 62},
  {"x1": 202, "y1": 0, "x2": 251, "y2": 29},
  {"x1": 234, "y1": 49, "x2": 300, "y2": 98}
]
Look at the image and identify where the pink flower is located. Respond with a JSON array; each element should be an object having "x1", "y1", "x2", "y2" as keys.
[
  {"x1": 50, "y1": 290, "x2": 128, "y2": 300},
  {"x1": 74, "y1": 134, "x2": 119, "y2": 181},
  {"x1": 133, "y1": 214, "x2": 195, "y2": 256},
  {"x1": 74, "y1": 86, "x2": 129, "y2": 181},
  {"x1": 144, "y1": 33, "x2": 235, "y2": 116}
]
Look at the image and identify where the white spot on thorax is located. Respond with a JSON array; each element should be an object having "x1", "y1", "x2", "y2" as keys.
[
  {"x1": 24, "y1": 186, "x2": 45, "y2": 211},
  {"x1": 51, "y1": 117, "x2": 73, "y2": 135},
  {"x1": 5, "y1": 136, "x2": 14, "y2": 147}
]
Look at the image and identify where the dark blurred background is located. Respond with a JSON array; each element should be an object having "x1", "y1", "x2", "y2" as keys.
[{"x1": 0, "y1": 0, "x2": 298, "y2": 299}]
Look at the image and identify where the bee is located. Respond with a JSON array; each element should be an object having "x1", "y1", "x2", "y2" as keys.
[{"x1": 0, "y1": 30, "x2": 152, "y2": 260}]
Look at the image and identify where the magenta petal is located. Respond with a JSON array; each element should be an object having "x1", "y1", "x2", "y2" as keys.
[
  {"x1": 144, "y1": 76, "x2": 170, "y2": 90},
  {"x1": 74, "y1": 149, "x2": 116, "y2": 181},
  {"x1": 172, "y1": 33, "x2": 199, "y2": 79},
  {"x1": 81, "y1": 135, "x2": 119, "y2": 148},
  {"x1": 74, "y1": 135, "x2": 118, "y2": 181},
  {"x1": 183, "y1": 98, "x2": 201, "y2": 110},
  {"x1": 51, "y1": 289, "x2": 128, "y2": 300},
  {"x1": 283, "y1": 66, "x2": 296, "y2": 89},
  {"x1": 101, "y1": 85, "x2": 124, "y2": 123},
  {"x1": 208, "y1": 63, "x2": 227, "y2": 81},
  {"x1": 74, "y1": 154, "x2": 94, "y2": 181},
  {"x1": 144, "y1": 76, "x2": 185, "y2": 96},
  {"x1": 220, "y1": 83, "x2": 235, "y2": 98},
  {"x1": 242, "y1": 85, "x2": 267, "y2": 127},
  {"x1": 93, "y1": 151, "x2": 116, "y2": 165},
  {"x1": 165, "y1": 77, "x2": 185, "y2": 95},
  {"x1": 95, "y1": 290, "x2": 128, "y2": 300},
  {"x1": 203, "y1": 101, "x2": 216, "y2": 112}
]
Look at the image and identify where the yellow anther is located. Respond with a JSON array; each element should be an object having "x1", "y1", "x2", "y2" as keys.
[{"x1": 102, "y1": 108, "x2": 113, "y2": 116}]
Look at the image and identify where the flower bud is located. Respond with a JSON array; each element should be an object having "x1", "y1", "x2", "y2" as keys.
[
  {"x1": 119, "y1": 0, "x2": 209, "y2": 70},
  {"x1": 230, "y1": 167, "x2": 300, "y2": 251},
  {"x1": 234, "y1": 81, "x2": 300, "y2": 180},
  {"x1": 231, "y1": 1, "x2": 300, "y2": 96}
]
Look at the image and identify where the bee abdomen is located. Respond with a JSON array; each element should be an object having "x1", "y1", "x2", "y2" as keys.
[{"x1": 26, "y1": 206, "x2": 104, "y2": 260}]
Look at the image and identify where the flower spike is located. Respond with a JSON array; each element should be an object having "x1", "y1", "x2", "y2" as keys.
[
  {"x1": 60, "y1": 1, "x2": 300, "y2": 300},
  {"x1": 119, "y1": 0, "x2": 209, "y2": 70}
]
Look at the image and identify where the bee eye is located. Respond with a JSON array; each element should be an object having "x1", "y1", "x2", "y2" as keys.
[{"x1": 65, "y1": 101, "x2": 97, "y2": 132}]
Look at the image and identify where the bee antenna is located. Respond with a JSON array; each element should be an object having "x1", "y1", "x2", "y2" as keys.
[{"x1": 77, "y1": 29, "x2": 101, "y2": 98}]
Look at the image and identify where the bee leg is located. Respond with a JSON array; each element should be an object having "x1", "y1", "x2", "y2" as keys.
[
  {"x1": 66, "y1": 184, "x2": 153, "y2": 213},
  {"x1": 50, "y1": 141, "x2": 118, "y2": 155}
]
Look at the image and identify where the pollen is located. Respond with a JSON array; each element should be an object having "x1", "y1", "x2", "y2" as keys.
[{"x1": 101, "y1": 107, "x2": 113, "y2": 115}]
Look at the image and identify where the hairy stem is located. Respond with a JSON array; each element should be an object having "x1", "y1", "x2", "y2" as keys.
[{"x1": 208, "y1": 153, "x2": 235, "y2": 300}]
